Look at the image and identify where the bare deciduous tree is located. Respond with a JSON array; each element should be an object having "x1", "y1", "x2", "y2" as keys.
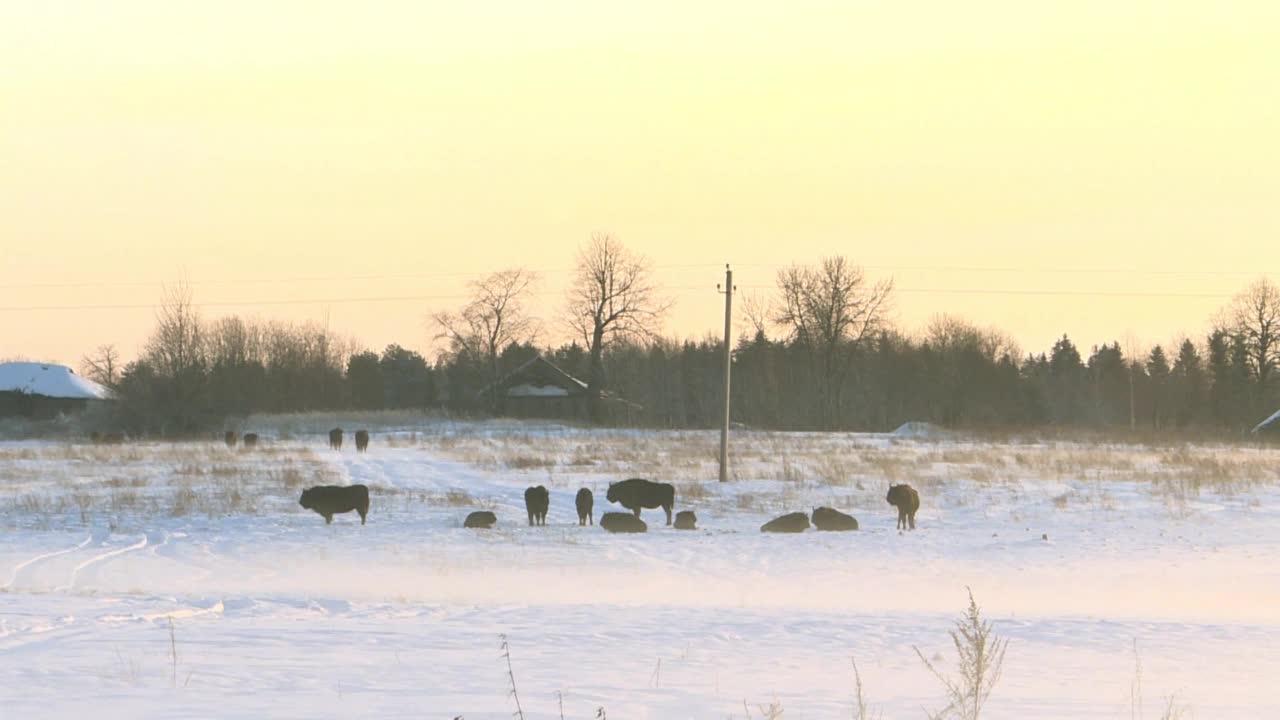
[
  {"x1": 564, "y1": 233, "x2": 671, "y2": 422},
  {"x1": 145, "y1": 281, "x2": 205, "y2": 378},
  {"x1": 79, "y1": 344, "x2": 122, "y2": 389},
  {"x1": 773, "y1": 256, "x2": 892, "y2": 427},
  {"x1": 434, "y1": 268, "x2": 540, "y2": 412},
  {"x1": 1220, "y1": 277, "x2": 1280, "y2": 411}
]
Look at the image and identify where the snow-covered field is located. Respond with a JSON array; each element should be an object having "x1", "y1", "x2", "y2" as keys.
[{"x1": 2, "y1": 420, "x2": 1279, "y2": 718}]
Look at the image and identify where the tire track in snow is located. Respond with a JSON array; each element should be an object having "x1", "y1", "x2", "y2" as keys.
[
  {"x1": 2, "y1": 535, "x2": 93, "y2": 590},
  {"x1": 57, "y1": 534, "x2": 149, "y2": 592}
]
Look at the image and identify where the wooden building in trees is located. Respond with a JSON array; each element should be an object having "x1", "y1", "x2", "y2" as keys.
[
  {"x1": 481, "y1": 355, "x2": 639, "y2": 422},
  {"x1": 0, "y1": 362, "x2": 115, "y2": 419}
]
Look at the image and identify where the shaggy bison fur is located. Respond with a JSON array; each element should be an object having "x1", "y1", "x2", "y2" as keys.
[
  {"x1": 605, "y1": 478, "x2": 675, "y2": 525},
  {"x1": 524, "y1": 485, "x2": 549, "y2": 526},
  {"x1": 328, "y1": 427, "x2": 343, "y2": 451},
  {"x1": 761, "y1": 512, "x2": 810, "y2": 533},
  {"x1": 242, "y1": 433, "x2": 259, "y2": 449},
  {"x1": 811, "y1": 506, "x2": 858, "y2": 531},
  {"x1": 673, "y1": 510, "x2": 697, "y2": 530},
  {"x1": 224, "y1": 431, "x2": 238, "y2": 449},
  {"x1": 886, "y1": 484, "x2": 920, "y2": 530},
  {"x1": 600, "y1": 512, "x2": 647, "y2": 533},
  {"x1": 354, "y1": 429, "x2": 369, "y2": 453},
  {"x1": 575, "y1": 488, "x2": 594, "y2": 525},
  {"x1": 299, "y1": 484, "x2": 369, "y2": 525},
  {"x1": 464, "y1": 510, "x2": 497, "y2": 529}
]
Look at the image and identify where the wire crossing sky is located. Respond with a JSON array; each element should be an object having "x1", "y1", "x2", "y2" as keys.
[{"x1": 3, "y1": 1, "x2": 1277, "y2": 364}]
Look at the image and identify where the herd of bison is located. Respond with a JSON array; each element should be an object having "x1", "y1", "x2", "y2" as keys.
[{"x1": 105, "y1": 427, "x2": 921, "y2": 533}]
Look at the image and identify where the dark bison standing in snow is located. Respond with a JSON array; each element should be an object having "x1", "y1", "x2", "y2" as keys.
[
  {"x1": 575, "y1": 488, "x2": 594, "y2": 525},
  {"x1": 224, "y1": 431, "x2": 238, "y2": 449},
  {"x1": 464, "y1": 510, "x2": 497, "y2": 529},
  {"x1": 811, "y1": 506, "x2": 859, "y2": 531},
  {"x1": 355, "y1": 429, "x2": 369, "y2": 453},
  {"x1": 606, "y1": 478, "x2": 675, "y2": 525},
  {"x1": 524, "y1": 485, "x2": 549, "y2": 526},
  {"x1": 329, "y1": 427, "x2": 343, "y2": 451},
  {"x1": 242, "y1": 433, "x2": 259, "y2": 449},
  {"x1": 300, "y1": 484, "x2": 370, "y2": 525},
  {"x1": 673, "y1": 510, "x2": 697, "y2": 530},
  {"x1": 886, "y1": 484, "x2": 920, "y2": 530},
  {"x1": 761, "y1": 512, "x2": 810, "y2": 533},
  {"x1": 600, "y1": 512, "x2": 647, "y2": 534}
]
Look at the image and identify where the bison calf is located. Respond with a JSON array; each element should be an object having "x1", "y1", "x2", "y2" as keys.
[
  {"x1": 354, "y1": 429, "x2": 369, "y2": 453},
  {"x1": 811, "y1": 506, "x2": 858, "y2": 531},
  {"x1": 464, "y1": 510, "x2": 497, "y2": 529},
  {"x1": 299, "y1": 484, "x2": 370, "y2": 525},
  {"x1": 575, "y1": 488, "x2": 594, "y2": 526},
  {"x1": 524, "y1": 485, "x2": 549, "y2": 526},
  {"x1": 761, "y1": 512, "x2": 810, "y2": 533},
  {"x1": 673, "y1": 510, "x2": 697, "y2": 530},
  {"x1": 242, "y1": 432, "x2": 259, "y2": 449},
  {"x1": 606, "y1": 478, "x2": 675, "y2": 525},
  {"x1": 328, "y1": 427, "x2": 343, "y2": 451},
  {"x1": 886, "y1": 484, "x2": 920, "y2": 530},
  {"x1": 600, "y1": 512, "x2": 647, "y2": 533}
]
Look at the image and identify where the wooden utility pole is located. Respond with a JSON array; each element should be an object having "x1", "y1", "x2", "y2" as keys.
[{"x1": 718, "y1": 265, "x2": 734, "y2": 482}]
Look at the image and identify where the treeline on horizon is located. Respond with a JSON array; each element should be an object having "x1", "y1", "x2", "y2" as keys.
[{"x1": 73, "y1": 236, "x2": 1280, "y2": 437}]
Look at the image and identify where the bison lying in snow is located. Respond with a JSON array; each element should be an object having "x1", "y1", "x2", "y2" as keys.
[
  {"x1": 242, "y1": 433, "x2": 259, "y2": 449},
  {"x1": 224, "y1": 431, "x2": 238, "y2": 449},
  {"x1": 464, "y1": 510, "x2": 497, "y2": 529},
  {"x1": 575, "y1": 488, "x2": 594, "y2": 526},
  {"x1": 761, "y1": 512, "x2": 810, "y2": 533},
  {"x1": 329, "y1": 427, "x2": 343, "y2": 451},
  {"x1": 606, "y1": 478, "x2": 675, "y2": 525},
  {"x1": 886, "y1": 484, "x2": 920, "y2": 530},
  {"x1": 600, "y1": 512, "x2": 647, "y2": 533},
  {"x1": 524, "y1": 485, "x2": 549, "y2": 526},
  {"x1": 300, "y1": 484, "x2": 369, "y2": 525},
  {"x1": 673, "y1": 510, "x2": 697, "y2": 530},
  {"x1": 811, "y1": 506, "x2": 858, "y2": 531},
  {"x1": 355, "y1": 429, "x2": 369, "y2": 453}
]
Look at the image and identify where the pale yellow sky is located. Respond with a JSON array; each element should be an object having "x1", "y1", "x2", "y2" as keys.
[{"x1": 3, "y1": 1, "x2": 1278, "y2": 366}]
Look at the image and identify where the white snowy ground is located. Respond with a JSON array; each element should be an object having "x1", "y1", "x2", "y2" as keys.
[{"x1": 1, "y1": 422, "x2": 1278, "y2": 719}]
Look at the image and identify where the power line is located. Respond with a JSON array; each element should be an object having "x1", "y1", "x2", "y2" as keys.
[
  {"x1": 0, "y1": 286, "x2": 711, "y2": 312},
  {"x1": 0, "y1": 263, "x2": 729, "y2": 291}
]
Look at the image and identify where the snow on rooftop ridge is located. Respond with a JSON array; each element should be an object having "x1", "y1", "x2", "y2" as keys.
[
  {"x1": 0, "y1": 362, "x2": 114, "y2": 400},
  {"x1": 1252, "y1": 408, "x2": 1280, "y2": 434}
]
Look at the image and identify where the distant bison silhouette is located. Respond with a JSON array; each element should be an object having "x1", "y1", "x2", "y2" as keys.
[
  {"x1": 606, "y1": 478, "x2": 675, "y2": 525},
  {"x1": 811, "y1": 506, "x2": 858, "y2": 531},
  {"x1": 464, "y1": 510, "x2": 497, "y2": 529},
  {"x1": 300, "y1": 484, "x2": 369, "y2": 525},
  {"x1": 761, "y1": 512, "x2": 810, "y2": 533},
  {"x1": 886, "y1": 484, "x2": 920, "y2": 530},
  {"x1": 600, "y1": 512, "x2": 647, "y2": 533},
  {"x1": 328, "y1": 427, "x2": 343, "y2": 450},
  {"x1": 524, "y1": 485, "x2": 549, "y2": 526},
  {"x1": 242, "y1": 433, "x2": 259, "y2": 449},
  {"x1": 224, "y1": 431, "x2": 238, "y2": 449},
  {"x1": 575, "y1": 488, "x2": 594, "y2": 526},
  {"x1": 673, "y1": 510, "x2": 697, "y2": 530},
  {"x1": 354, "y1": 429, "x2": 369, "y2": 453}
]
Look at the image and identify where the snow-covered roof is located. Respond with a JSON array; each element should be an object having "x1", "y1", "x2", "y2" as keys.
[
  {"x1": 0, "y1": 362, "x2": 115, "y2": 400},
  {"x1": 1251, "y1": 408, "x2": 1280, "y2": 434}
]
